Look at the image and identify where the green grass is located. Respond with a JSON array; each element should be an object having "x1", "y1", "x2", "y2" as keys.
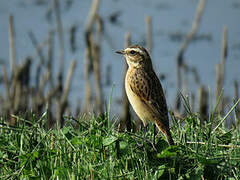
[{"x1": 0, "y1": 102, "x2": 240, "y2": 179}]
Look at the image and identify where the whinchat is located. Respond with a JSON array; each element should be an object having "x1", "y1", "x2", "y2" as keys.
[{"x1": 116, "y1": 45, "x2": 174, "y2": 146}]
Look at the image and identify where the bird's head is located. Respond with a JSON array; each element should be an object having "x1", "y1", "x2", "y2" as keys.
[{"x1": 116, "y1": 45, "x2": 152, "y2": 68}]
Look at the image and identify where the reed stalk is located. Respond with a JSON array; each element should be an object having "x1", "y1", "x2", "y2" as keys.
[{"x1": 120, "y1": 32, "x2": 132, "y2": 132}]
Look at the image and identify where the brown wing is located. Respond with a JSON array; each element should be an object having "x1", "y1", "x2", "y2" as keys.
[{"x1": 129, "y1": 68, "x2": 169, "y2": 128}]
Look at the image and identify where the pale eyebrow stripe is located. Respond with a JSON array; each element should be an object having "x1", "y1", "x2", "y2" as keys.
[{"x1": 126, "y1": 47, "x2": 143, "y2": 54}]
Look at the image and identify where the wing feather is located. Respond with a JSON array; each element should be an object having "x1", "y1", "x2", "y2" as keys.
[{"x1": 129, "y1": 68, "x2": 169, "y2": 128}]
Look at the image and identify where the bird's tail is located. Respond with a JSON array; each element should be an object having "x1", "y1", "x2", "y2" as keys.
[
  {"x1": 166, "y1": 130, "x2": 174, "y2": 146},
  {"x1": 155, "y1": 120, "x2": 174, "y2": 146}
]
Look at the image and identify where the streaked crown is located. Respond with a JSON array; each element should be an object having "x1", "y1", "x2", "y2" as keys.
[{"x1": 116, "y1": 45, "x2": 152, "y2": 68}]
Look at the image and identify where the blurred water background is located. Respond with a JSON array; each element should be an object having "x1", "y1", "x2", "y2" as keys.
[{"x1": 0, "y1": 0, "x2": 239, "y2": 117}]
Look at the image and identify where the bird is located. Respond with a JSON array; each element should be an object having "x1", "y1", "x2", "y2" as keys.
[{"x1": 116, "y1": 45, "x2": 174, "y2": 146}]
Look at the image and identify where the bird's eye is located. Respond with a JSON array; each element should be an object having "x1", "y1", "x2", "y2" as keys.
[{"x1": 129, "y1": 50, "x2": 136, "y2": 55}]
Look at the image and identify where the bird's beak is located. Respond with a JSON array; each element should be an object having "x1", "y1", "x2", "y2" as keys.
[{"x1": 115, "y1": 50, "x2": 125, "y2": 55}]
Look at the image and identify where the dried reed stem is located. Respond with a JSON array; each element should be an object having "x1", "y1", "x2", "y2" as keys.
[
  {"x1": 93, "y1": 16, "x2": 103, "y2": 115},
  {"x1": 216, "y1": 27, "x2": 228, "y2": 114},
  {"x1": 84, "y1": 48, "x2": 92, "y2": 113},
  {"x1": 175, "y1": 0, "x2": 206, "y2": 111},
  {"x1": 198, "y1": 85, "x2": 208, "y2": 123},
  {"x1": 85, "y1": 0, "x2": 99, "y2": 33},
  {"x1": 93, "y1": 46, "x2": 103, "y2": 114},
  {"x1": 145, "y1": 16, "x2": 152, "y2": 55},
  {"x1": 234, "y1": 81, "x2": 240, "y2": 126},
  {"x1": 57, "y1": 60, "x2": 76, "y2": 127},
  {"x1": 190, "y1": 93, "x2": 195, "y2": 112},
  {"x1": 120, "y1": 32, "x2": 132, "y2": 132},
  {"x1": 83, "y1": 0, "x2": 100, "y2": 114},
  {"x1": 53, "y1": 0, "x2": 64, "y2": 89},
  {"x1": 234, "y1": 81, "x2": 239, "y2": 102},
  {"x1": 176, "y1": 0, "x2": 206, "y2": 60},
  {"x1": 39, "y1": 72, "x2": 50, "y2": 94},
  {"x1": 9, "y1": 14, "x2": 16, "y2": 76},
  {"x1": 84, "y1": 0, "x2": 100, "y2": 74},
  {"x1": 28, "y1": 31, "x2": 45, "y2": 89},
  {"x1": 28, "y1": 31, "x2": 45, "y2": 64},
  {"x1": 191, "y1": 67, "x2": 200, "y2": 85},
  {"x1": 183, "y1": 64, "x2": 189, "y2": 97},
  {"x1": 61, "y1": 60, "x2": 76, "y2": 105},
  {"x1": 2, "y1": 67, "x2": 11, "y2": 104},
  {"x1": 70, "y1": 25, "x2": 77, "y2": 52},
  {"x1": 47, "y1": 30, "x2": 54, "y2": 86},
  {"x1": 221, "y1": 27, "x2": 228, "y2": 78}
]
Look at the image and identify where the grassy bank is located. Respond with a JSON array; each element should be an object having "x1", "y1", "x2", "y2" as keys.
[{"x1": 0, "y1": 104, "x2": 240, "y2": 179}]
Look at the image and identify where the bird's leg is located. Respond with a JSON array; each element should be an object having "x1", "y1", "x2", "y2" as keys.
[
  {"x1": 143, "y1": 124, "x2": 157, "y2": 151},
  {"x1": 147, "y1": 124, "x2": 157, "y2": 151},
  {"x1": 136, "y1": 123, "x2": 147, "y2": 148},
  {"x1": 142, "y1": 124, "x2": 148, "y2": 152},
  {"x1": 143, "y1": 124, "x2": 147, "y2": 145}
]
